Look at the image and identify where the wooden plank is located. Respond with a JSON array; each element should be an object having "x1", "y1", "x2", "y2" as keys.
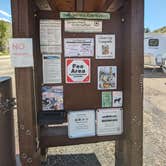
[
  {"x1": 11, "y1": 0, "x2": 40, "y2": 165},
  {"x1": 40, "y1": 126, "x2": 121, "y2": 147},
  {"x1": 76, "y1": 0, "x2": 84, "y2": 11},
  {"x1": 47, "y1": 0, "x2": 76, "y2": 11},
  {"x1": 115, "y1": 0, "x2": 144, "y2": 165}
]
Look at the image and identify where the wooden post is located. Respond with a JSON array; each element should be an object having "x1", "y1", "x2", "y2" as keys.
[
  {"x1": 0, "y1": 77, "x2": 16, "y2": 166},
  {"x1": 11, "y1": 0, "x2": 40, "y2": 165},
  {"x1": 115, "y1": 0, "x2": 144, "y2": 166}
]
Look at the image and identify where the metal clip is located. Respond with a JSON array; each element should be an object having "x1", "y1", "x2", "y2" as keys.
[{"x1": 0, "y1": 98, "x2": 16, "y2": 114}]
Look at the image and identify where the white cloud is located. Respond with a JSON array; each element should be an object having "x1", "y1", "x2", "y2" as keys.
[
  {"x1": 0, "y1": 10, "x2": 11, "y2": 18},
  {"x1": 0, "y1": 17, "x2": 11, "y2": 22}
]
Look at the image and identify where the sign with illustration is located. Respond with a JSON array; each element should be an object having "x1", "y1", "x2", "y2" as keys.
[
  {"x1": 98, "y1": 66, "x2": 117, "y2": 90},
  {"x1": 96, "y1": 34, "x2": 115, "y2": 59},
  {"x1": 42, "y1": 86, "x2": 64, "y2": 111},
  {"x1": 66, "y1": 58, "x2": 91, "y2": 83},
  {"x1": 64, "y1": 38, "x2": 94, "y2": 57},
  {"x1": 112, "y1": 91, "x2": 123, "y2": 107}
]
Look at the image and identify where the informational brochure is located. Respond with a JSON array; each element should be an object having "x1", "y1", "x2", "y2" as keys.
[
  {"x1": 42, "y1": 86, "x2": 64, "y2": 111},
  {"x1": 66, "y1": 58, "x2": 91, "y2": 83},
  {"x1": 96, "y1": 108, "x2": 123, "y2": 136},
  {"x1": 102, "y1": 91, "x2": 112, "y2": 108},
  {"x1": 112, "y1": 91, "x2": 123, "y2": 107},
  {"x1": 96, "y1": 34, "x2": 115, "y2": 59},
  {"x1": 43, "y1": 54, "x2": 62, "y2": 84},
  {"x1": 40, "y1": 20, "x2": 62, "y2": 53},
  {"x1": 68, "y1": 110, "x2": 96, "y2": 139},
  {"x1": 9, "y1": 38, "x2": 34, "y2": 68},
  {"x1": 64, "y1": 38, "x2": 94, "y2": 57},
  {"x1": 98, "y1": 66, "x2": 117, "y2": 90},
  {"x1": 65, "y1": 20, "x2": 102, "y2": 33}
]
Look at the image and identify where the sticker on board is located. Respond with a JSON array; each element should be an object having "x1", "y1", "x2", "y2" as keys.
[
  {"x1": 66, "y1": 58, "x2": 91, "y2": 83},
  {"x1": 102, "y1": 91, "x2": 112, "y2": 108},
  {"x1": 42, "y1": 85, "x2": 64, "y2": 111},
  {"x1": 96, "y1": 108, "x2": 123, "y2": 136},
  {"x1": 112, "y1": 91, "x2": 123, "y2": 107},
  {"x1": 98, "y1": 66, "x2": 117, "y2": 90},
  {"x1": 68, "y1": 110, "x2": 96, "y2": 139},
  {"x1": 96, "y1": 34, "x2": 115, "y2": 59}
]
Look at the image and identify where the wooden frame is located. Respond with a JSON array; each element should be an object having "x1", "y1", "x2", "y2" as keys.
[{"x1": 11, "y1": 0, "x2": 144, "y2": 165}]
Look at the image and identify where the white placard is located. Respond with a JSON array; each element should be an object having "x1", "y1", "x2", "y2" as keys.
[
  {"x1": 43, "y1": 54, "x2": 62, "y2": 84},
  {"x1": 64, "y1": 38, "x2": 94, "y2": 57},
  {"x1": 65, "y1": 20, "x2": 102, "y2": 33},
  {"x1": 9, "y1": 38, "x2": 34, "y2": 67},
  {"x1": 96, "y1": 34, "x2": 115, "y2": 59},
  {"x1": 98, "y1": 66, "x2": 117, "y2": 90},
  {"x1": 40, "y1": 20, "x2": 62, "y2": 53},
  {"x1": 66, "y1": 58, "x2": 91, "y2": 84},
  {"x1": 112, "y1": 91, "x2": 123, "y2": 107},
  {"x1": 68, "y1": 110, "x2": 96, "y2": 139},
  {"x1": 96, "y1": 108, "x2": 123, "y2": 136}
]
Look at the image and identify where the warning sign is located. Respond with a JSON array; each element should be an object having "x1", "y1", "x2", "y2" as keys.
[{"x1": 66, "y1": 58, "x2": 91, "y2": 83}]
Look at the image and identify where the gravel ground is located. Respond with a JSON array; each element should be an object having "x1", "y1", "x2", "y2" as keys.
[{"x1": 1, "y1": 57, "x2": 166, "y2": 166}]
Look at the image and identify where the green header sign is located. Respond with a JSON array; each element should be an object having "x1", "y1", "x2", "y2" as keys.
[{"x1": 60, "y1": 12, "x2": 111, "y2": 20}]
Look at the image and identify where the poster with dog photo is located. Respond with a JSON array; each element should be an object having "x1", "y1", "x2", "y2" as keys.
[
  {"x1": 96, "y1": 34, "x2": 115, "y2": 59},
  {"x1": 98, "y1": 66, "x2": 117, "y2": 90},
  {"x1": 112, "y1": 91, "x2": 123, "y2": 107},
  {"x1": 42, "y1": 85, "x2": 64, "y2": 111}
]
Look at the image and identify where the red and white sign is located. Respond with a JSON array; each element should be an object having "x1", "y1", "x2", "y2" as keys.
[
  {"x1": 66, "y1": 58, "x2": 91, "y2": 83},
  {"x1": 9, "y1": 38, "x2": 34, "y2": 67}
]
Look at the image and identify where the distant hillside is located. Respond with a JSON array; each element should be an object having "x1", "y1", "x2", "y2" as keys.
[
  {"x1": 153, "y1": 26, "x2": 166, "y2": 33},
  {"x1": 0, "y1": 20, "x2": 12, "y2": 53}
]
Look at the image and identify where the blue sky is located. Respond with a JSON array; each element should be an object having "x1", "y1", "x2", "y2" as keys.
[{"x1": 0, "y1": 0, "x2": 166, "y2": 31}]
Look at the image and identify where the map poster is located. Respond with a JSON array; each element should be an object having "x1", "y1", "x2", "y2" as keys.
[
  {"x1": 43, "y1": 54, "x2": 62, "y2": 84},
  {"x1": 68, "y1": 110, "x2": 96, "y2": 139},
  {"x1": 98, "y1": 66, "x2": 117, "y2": 90},
  {"x1": 96, "y1": 34, "x2": 115, "y2": 59},
  {"x1": 112, "y1": 91, "x2": 123, "y2": 107},
  {"x1": 65, "y1": 20, "x2": 102, "y2": 33},
  {"x1": 42, "y1": 86, "x2": 64, "y2": 111},
  {"x1": 102, "y1": 91, "x2": 112, "y2": 108},
  {"x1": 64, "y1": 38, "x2": 94, "y2": 57},
  {"x1": 66, "y1": 58, "x2": 91, "y2": 83},
  {"x1": 96, "y1": 108, "x2": 123, "y2": 136}
]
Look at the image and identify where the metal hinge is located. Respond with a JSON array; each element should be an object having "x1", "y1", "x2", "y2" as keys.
[{"x1": 0, "y1": 98, "x2": 17, "y2": 114}]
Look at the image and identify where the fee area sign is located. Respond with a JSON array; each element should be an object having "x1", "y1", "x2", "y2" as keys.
[{"x1": 66, "y1": 58, "x2": 91, "y2": 83}]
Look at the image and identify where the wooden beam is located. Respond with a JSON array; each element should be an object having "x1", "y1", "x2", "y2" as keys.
[
  {"x1": 106, "y1": 0, "x2": 125, "y2": 12},
  {"x1": 47, "y1": 0, "x2": 59, "y2": 11},
  {"x1": 11, "y1": 0, "x2": 40, "y2": 165},
  {"x1": 115, "y1": 0, "x2": 144, "y2": 165},
  {"x1": 76, "y1": 0, "x2": 84, "y2": 11},
  {"x1": 40, "y1": 126, "x2": 121, "y2": 148}
]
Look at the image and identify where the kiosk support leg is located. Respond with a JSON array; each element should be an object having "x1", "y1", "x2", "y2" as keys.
[
  {"x1": 11, "y1": 0, "x2": 40, "y2": 165},
  {"x1": 115, "y1": 0, "x2": 144, "y2": 166}
]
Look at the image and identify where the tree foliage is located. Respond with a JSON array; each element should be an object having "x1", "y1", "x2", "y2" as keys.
[
  {"x1": 153, "y1": 26, "x2": 166, "y2": 33},
  {"x1": 0, "y1": 20, "x2": 12, "y2": 52}
]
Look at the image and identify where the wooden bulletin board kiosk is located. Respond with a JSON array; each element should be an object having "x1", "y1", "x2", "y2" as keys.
[{"x1": 11, "y1": 0, "x2": 144, "y2": 165}]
